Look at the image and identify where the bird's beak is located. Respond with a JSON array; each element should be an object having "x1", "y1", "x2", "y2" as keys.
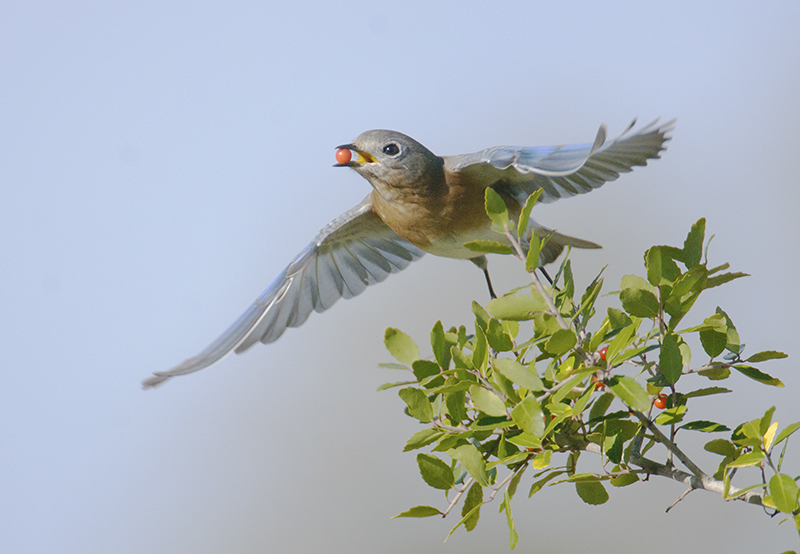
[{"x1": 333, "y1": 143, "x2": 376, "y2": 167}]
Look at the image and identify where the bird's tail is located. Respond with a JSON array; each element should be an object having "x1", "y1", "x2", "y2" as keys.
[{"x1": 530, "y1": 224, "x2": 601, "y2": 266}]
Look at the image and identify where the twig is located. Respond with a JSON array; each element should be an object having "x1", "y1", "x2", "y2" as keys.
[
  {"x1": 631, "y1": 410, "x2": 706, "y2": 480},
  {"x1": 629, "y1": 435, "x2": 764, "y2": 506},
  {"x1": 442, "y1": 476, "x2": 474, "y2": 517},
  {"x1": 665, "y1": 487, "x2": 695, "y2": 513}
]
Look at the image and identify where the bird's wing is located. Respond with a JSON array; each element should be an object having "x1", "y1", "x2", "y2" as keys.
[
  {"x1": 143, "y1": 196, "x2": 425, "y2": 388},
  {"x1": 444, "y1": 118, "x2": 675, "y2": 204}
]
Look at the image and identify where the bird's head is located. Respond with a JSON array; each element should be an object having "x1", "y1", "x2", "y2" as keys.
[{"x1": 335, "y1": 130, "x2": 445, "y2": 196}]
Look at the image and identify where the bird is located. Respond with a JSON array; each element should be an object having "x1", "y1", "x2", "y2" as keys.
[{"x1": 142, "y1": 118, "x2": 674, "y2": 388}]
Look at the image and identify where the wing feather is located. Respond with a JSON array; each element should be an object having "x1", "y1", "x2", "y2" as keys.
[
  {"x1": 445, "y1": 118, "x2": 675, "y2": 204},
  {"x1": 142, "y1": 196, "x2": 425, "y2": 388}
]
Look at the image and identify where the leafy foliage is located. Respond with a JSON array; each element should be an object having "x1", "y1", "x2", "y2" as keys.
[{"x1": 381, "y1": 191, "x2": 794, "y2": 549}]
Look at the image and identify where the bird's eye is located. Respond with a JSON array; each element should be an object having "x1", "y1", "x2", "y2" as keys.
[{"x1": 382, "y1": 142, "x2": 401, "y2": 157}]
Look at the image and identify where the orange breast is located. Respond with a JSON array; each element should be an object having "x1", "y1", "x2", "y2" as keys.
[{"x1": 370, "y1": 170, "x2": 520, "y2": 259}]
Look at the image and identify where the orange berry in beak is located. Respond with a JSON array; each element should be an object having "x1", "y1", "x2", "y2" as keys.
[{"x1": 335, "y1": 148, "x2": 352, "y2": 164}]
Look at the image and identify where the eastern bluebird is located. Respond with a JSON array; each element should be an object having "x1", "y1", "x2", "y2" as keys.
[{"x1": 142, "y1": 118, "x2": 674, "y2": 388}]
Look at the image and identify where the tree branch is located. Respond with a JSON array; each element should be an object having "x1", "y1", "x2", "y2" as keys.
[{"x1": 629, "y1": 435, "x2": 764, "y2": 506}]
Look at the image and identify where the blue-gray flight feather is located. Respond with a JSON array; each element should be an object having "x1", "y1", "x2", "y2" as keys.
[
  {"x1": 142, "y1": 197, "x2": 425, "y2": 388},
  {"x1": 445, "y1": 118, "x2": 675, "y2": 204}
]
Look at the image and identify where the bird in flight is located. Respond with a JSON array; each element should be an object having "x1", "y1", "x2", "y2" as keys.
[{"x1": 143, "y1": 118, "x2": 674, "y2": 388}]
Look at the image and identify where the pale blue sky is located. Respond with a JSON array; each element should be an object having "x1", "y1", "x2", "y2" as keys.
[{"x1": 2, "y1": 1, "x2": 799, "y2": 552}]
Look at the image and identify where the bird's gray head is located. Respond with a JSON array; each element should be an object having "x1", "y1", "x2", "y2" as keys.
[{"x1": 335, "y1": 130, "x2": 445, "y2": 196}]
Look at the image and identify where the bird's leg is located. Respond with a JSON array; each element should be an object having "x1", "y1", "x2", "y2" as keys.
[
  {"x1": 470, "y1": 256, "x2": 497, "y2": 299},
  {"x1": 538, "y1": 266, "x2": 554, "y2": 286}
]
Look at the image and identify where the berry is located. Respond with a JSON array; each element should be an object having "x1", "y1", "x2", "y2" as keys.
[
  {"x1": 654, "y1": 393, "x2": 667, "y2": 410},
  {"x1": 335, "y1": 148, "x2": 352, "y2": 164},
  {"x1": 598, "y1": 347, "x2": 608, "y2": 361}
]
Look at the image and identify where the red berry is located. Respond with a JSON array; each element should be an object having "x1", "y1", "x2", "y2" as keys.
[
  {"x1": 599, "y1": 347, "x2": 608, "y2": 361},
  {"x1": 335, "y1": 148, "x2": 352, "y2": 164},
  {"x1": 654, "y1": 393, "x2": 667, "y2": 410}
]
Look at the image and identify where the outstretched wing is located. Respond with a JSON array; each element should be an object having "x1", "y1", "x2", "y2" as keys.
[
  {"x1": 143, "y1": 196, "x2": 425, "y2": 388},
  {"x1": 444, "y1": 118, "x2": 675, "y2": 204}
]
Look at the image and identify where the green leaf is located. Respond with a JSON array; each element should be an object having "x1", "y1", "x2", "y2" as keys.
[
  {"x1": 472, "y1": 301, "x2": 491, "y2": 331},
  {"x1": 534, "y1": 312, "x2": 561, "y2": 338},
  {"x1": 544, "y1": 328, "x2": 577, "y2": 356},
  {"x1": 430, "y1": 321, "x2": 451, "y2": 370},
  {"x1": 532, "y1": 449, "x2": 552, "y2": 469},
  {"x1": 764, "y1": 421, "x2": 779, "y2": 451},
  {"x1": 747, "y1": 350, "x2": 788, "y2": 363},
  {"x1": 715, "y1": 307, "x2": 741, "y2": 353},
  {"x1": 511, "y1": 395, "x2": 545, "y2": 437},
  {"x1": 505, "y1": 432, "x2": 542, "y2": 450},
  {"x1": 733, "y1": 365, "x2": 784, "y2": 387},
  {"x1": 606, "y1": 432, "x2": 625, "y2": 464},
  {"x1": 646, "y1": 246, "x2": 681, "y2": 286},
  {"x1": 493, "y1": 358, "x2": 544, "y2": 391},
  {"x1": 398, "y1": 387, "x2": 433, "y2": 423},
  {"x1": 769, "y1": 474, "x2": 800, "y2": 513},
  {"x1": 680, "y1": 420, "x2": 730, "y2": 433},
  {"x1": 486, "y1": 318, "x2": 514, "y2": 351},
  {"x1": 704, "y1": 438, "x2": 736, "y2": 457},
  {"x1": 607, "y1": 307, "x2": 632, "y2": 330},
  {"x1": 502, "y1": 320, "x2": 519, "y2": 340},
  {"x1": 700, "y1": 329, "x2": 728, "y2": 358},
  {"x1": 485, "y1": 188, "x2": 510, "y2": 228},
  {"x1": 451, "y1": 345, "x2": 475, "y2": 370},
  {"x1": 449, "y1": 444, "x2": 490, "y2": 486},
  {"x1": 464, "y1": 240, "x2": 516, "y2": 255},
  {"x1": 698, "y1": 365, "x2": 731, "y2": 381},
  {"x1": 502, "y1": 490, "x2": 519, "y2": 549},
  {"x1": 525, "y1": 233, "x2": 543, "y2": 272},
  {"x1": 610, "y1": 473, "x2": 639, "y2": 487},
  {"x1": 462, "y1": 482, "x2": 483, "y2": 531},
  {"x1": 620, "y1": 287, "x2": 659, "y2": 318},
  {"x1": 726, "y1": 450, "x2": 765, "y2": 468},
  {"x1": 774, "y1": 421, "x2": 800, "y2": 447},
  {"x1": 379, "y1": 362, "x2": 410, "y2": 370},
  {"x1": 705, "y1": 272, "x2": 749, "y2": 289},
  {"x1": 683, "y1": 218, "x2": 705, "y2": 268},
  {"x1": 518, "y1": 189, "x2": 543, "y2": 241},
  {"x1": 469, "y1": 385, "x2": 507, "y2": 417},
  {"x1": 393, "y1": 505, "x2": 443, "y2": 518},
  {"x1": 608, "y1": 376, "x2": 650, "y2": 412},
  {"x1": 377, "y1": 380, "x2": 417, "y2": 391},
  {"x1": 575, "y1": 479, "x2": 609, "y2": 505},
  {"x1": 606, "y1": 323, "x2": 637, "y2": 366},
  {"x1": 416, "y1": 453, "x2": 455, "y2": 490},
  {"x1": 621, "y1": 274, "x2": 658, "y2": 294},
  {"x1": 588, "y1": 392, "x2": 615, "y2": 422},
  {"x1": 760, "y1": 406, "x2": 777, "y2": 435},
  {"x1": 579, "y1": 274, "x2": 603, "y2": 320},
  {"x1": 660, "y1": 332, "x2": 683, "y2": 384},
  {"x1": 412, "y1": 360, "x2": 441, "y2": 385},
  {"x1": 384, "y1": 328, "x2": 420, "y2": 365},
  {"x1": 551, "y1": 370, "x2": 593, "y2": 404},
  {"x1": 529, "y1": 470, "x2": 565, "y2": 497},
  {"x1": 404, "y1": 428, "x2": 444, "y2": 451},
  {"x1": 445, "y1": 387, "x2": 467, "y2": 423},
  {"x1": 472, "y1": 325, "x2": 488, "y2": 371},
  {"x1": 572, "y1": 384, "x2": 595, "y2": 416},
  {"x1": 486, "y1": 290, "x2": 549, "y2": 320},
  {"x1": 654, "y1": 405, "x2": 687, "y2": 425},
  {"x1": 683, "y1": 386, "x2": 732, "y2": 398}
]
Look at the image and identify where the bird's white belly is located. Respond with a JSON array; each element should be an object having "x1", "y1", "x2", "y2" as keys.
[{"x1": 420, "y1": 227, "x2": 513, "y2": 259}]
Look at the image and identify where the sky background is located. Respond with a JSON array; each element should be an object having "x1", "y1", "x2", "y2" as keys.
[{"x1": 2, "y1": 1, "x2": 800, "y2": 552}]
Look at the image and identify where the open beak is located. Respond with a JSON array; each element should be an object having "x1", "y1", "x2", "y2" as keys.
[{"x1": 333, "y1": 143, "x2": 376, "y2": 167}]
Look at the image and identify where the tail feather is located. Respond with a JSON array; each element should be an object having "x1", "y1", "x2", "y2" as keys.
[{"x1": 531, "y1": 224, "x2": 601, "y2": 266}]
